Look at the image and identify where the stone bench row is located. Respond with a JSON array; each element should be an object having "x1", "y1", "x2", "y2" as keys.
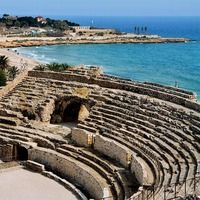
[
  {"x1": 101, "y1": 92, "x2": 200, "y2": 146},
  {"x1": 28, "y1": 147, "x2": 114, "y2": 200},
  {"x1": 99, "y1": 74, "x2": 195, "y2": 100},
  {"x1": 71, "y1": 129, "x2": 155, "y2": 187},
  {"x1": 80, "y1": 118, "x2": 179, "y2": 187},
  {"x1": 89, "y1": 106, "x2": 199, "y2": 178},
  {"x1": 95, "y1": 103, "x2": 198, "y2": 155},
  {"x1": 81, "y1": 108, "x2": 196, "y2": 182},
  {"x1": 28, "y1": 70, "x2": 200, "y2": 112},
  {"x1": 0, "y1": 124, "x2": 66, "y2": 147},
  {"x1": 77, "y1": 120, "x2": 193, "y2": 199},
  {"x1": 75, "y1": 124, "x2": 161, "y2": 189},
  {"x1": 0, "y1": 126, "x2": 55, "y2": 149},
  {"x1": 49, "y1": 68, "x2": 195, "y2": 99},
  {"x1": 56, "y1": 146, "x2": 129, "y2": 199}
]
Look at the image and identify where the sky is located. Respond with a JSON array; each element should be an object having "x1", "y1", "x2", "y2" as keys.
[{"x1": 0, "y1": 0, "x2": 199, "y2": 17}]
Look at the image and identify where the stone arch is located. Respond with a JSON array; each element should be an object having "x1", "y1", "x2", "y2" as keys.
[
  {"x1": 63, "y1": 101, "x2": 81, "y2": 122},
  {"x1": 16, "y1": 145, "x2": 28, "y2": 161},
  {"x1": 50, "y1": 96, "x2": 94, "y2": 124}
]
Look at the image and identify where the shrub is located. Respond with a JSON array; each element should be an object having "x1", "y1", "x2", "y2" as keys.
[
  {"x1": 0, "y1": 69, "x2": 7, "y2": 86},
  {"x1": 34, "y1": 64, "x2": 47, "y2": 71},
  {"x1": 46, "y1": 63, "x2": 71, "y2": 72}
]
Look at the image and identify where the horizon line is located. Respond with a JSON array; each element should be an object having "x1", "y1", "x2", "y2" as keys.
[{"x1": 1, "y1": 13, "x2": 200, "y2": 18}]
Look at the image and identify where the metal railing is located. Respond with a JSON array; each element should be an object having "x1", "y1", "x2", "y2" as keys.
[{"x1": 129, "y1": 175, "x2": 200, "y2": 200}]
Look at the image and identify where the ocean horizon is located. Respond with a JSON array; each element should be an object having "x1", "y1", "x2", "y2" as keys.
[{"x1": 16, "y1": 16, "x2": 200, "y2": 99}]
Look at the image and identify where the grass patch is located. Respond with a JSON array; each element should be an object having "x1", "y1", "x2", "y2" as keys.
[{"x1": 73, "y1": 87, "x2": 91, "y2": 98}]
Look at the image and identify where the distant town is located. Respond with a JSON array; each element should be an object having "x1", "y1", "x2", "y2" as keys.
[
  {"x1": 0, "y1": 14, "x2": 190, "y2": 48},
  {"x1": 0, "y1": 14, "x2": 118, "y2": 37}
]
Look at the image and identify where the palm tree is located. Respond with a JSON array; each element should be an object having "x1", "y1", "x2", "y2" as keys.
[
  {"x1": 0, "y1": 55, "x2": 9, "y2": 70},
  {"x1": 0, "y1": 69, "x2": 7, "y2": 86},
  {"x1": 8, "y1": 66, "x2": 19, "y2": 80}
]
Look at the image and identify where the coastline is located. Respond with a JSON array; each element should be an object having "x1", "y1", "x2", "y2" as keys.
[
  {"x1": 0, "y1": 36, "x2": 191, "y2": 48},
  {"x1": 0, "y1": 48, "x2": 40, "y2": 71}
]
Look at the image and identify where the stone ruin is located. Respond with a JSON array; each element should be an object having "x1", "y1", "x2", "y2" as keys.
[{"x1": 0, "y1": 66, "x2": 199, "y2": 200}]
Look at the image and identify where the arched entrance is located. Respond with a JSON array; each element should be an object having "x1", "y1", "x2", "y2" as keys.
[
  {"x1": 63, "y1": 101, "x2": 81, "y2": 122},
  {"x1": 17, "y1": 146, "x2": 28, "y2": 161}
]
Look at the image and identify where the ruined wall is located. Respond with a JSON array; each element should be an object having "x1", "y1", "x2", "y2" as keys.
[
  {"x1": 28, "y1": 70, "x2": 200, "y2": 112},
  {"x1": 71, "y1": 130, "x2": 153, "y2": 186},
  {"x1": 38, "y1": 99, "x2": 55, "y2": 122},
  {"x1": 0, "y1": 71, "x2": 28, "y2": 98},
  {"x1": 78, "y1": 105, "x2": 90, "y2": 121},
  {"x1": 94, "y1": 135, "x2": 132, "y2": 168},
  {"x1": 28, "y1": 147, "x2": 112, "y2": 200},
  {"x1": 131, "y1": 156, "x2": 149, "y2": 185},
  {"x1": 71, "y1": 128, "x2": 93, "y2": 147},
  {"x1": 0, "y1": 144, "x2": 14, "y2": 162}
]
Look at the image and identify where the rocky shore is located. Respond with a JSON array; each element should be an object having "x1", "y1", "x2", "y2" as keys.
[{"x1": 0, "y1": 36, "x2": 191, "y2": 48}]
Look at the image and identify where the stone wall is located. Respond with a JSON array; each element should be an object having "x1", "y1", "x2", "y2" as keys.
[
  {"x1": 28, "y1": 147, "x2": 112, "y2": 200},
  {"x1": 71, "y1": 128, "x2": 93, "y2": 147},
  {"x1": 131, "y1": 156, "x2": 150, "y2": 185},
  {"x1": 0, "y1": 71, "x2": 28, "y2": 98},
  {"x1": 0, "y1": 144, "x2": 14, "y2": 162},
  {"x1": 94, "y1": 135, "x2": 132, "y2": 168},
  {"x1": 28, "y1": 70, "x2": 200, "y2": 112},
  {"x1": 71, "y1": 131, "x2": 154, "y2": 186},
  {"x1": 38, "y1": 99, "x2": 55, "y2": 122}
]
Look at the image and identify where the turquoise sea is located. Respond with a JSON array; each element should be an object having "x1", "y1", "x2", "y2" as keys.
[{"x1": 16, "y1": 17, "x2": 200, "y2": 98}]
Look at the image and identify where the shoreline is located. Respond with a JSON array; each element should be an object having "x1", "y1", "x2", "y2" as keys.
[
  {"x1": 0, "y1": 48, "x2": 40, "y2": 71},
  {"x1": 0, "y1": 36, "x2": 191, "y2": 48}
]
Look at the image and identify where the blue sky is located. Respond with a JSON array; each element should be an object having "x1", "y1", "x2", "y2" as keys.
[{"x1": 1, "y1": 0, "x2": 199, "y2": 17}]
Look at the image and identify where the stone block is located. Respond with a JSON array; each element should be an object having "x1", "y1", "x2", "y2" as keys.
[
  {"x1": 71, "y1": 128, "x2": 94, "y2": 147},
  {"x1": 94, "y1": 135, "x2": 131, "y2": 168}
]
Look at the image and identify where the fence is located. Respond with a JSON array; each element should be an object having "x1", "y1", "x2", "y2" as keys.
[{"x1": 129, "y1": 175, "x2": 200, "y2": 200}]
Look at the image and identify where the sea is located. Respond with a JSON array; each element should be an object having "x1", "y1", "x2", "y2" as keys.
[{"x1": 15, "y1": 16, "x2": 200, "y2": 99}]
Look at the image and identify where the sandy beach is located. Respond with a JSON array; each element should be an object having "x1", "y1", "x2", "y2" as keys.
[{"x1": 0, "y1": 48, "x2": 39, "y2": 71}]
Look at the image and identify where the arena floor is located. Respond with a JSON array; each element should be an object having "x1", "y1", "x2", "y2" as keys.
[{"x1": 0, "y1": 168, "x2": 78, "y2": 200}]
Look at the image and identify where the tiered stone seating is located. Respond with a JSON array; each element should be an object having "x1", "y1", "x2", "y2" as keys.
[
  {"x1": 78, "y1": 88, "x2": 200, "y2": 199},
  {"x1": 56, "y1": 144, "x2": 139, "y2": 199},
  {"x1": 0, "y1": 67, "x2": 199, "y2": 200}
]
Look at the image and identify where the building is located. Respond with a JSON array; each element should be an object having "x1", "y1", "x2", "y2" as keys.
[
  {"x1": 71, "y1": 26, "x2": 91, "y2": 30},
  {"x1": 36, "y1": 16, "x2": 47, "y2": 24}
]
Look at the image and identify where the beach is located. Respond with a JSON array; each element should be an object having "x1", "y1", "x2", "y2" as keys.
[{"x1": 0, "y1": 48, "x2": 39, "y2": 71}]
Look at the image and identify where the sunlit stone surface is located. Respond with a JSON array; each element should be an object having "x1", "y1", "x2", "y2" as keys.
[{"x1": 0, "y1": 168, "x2": 78, "y2": 200}]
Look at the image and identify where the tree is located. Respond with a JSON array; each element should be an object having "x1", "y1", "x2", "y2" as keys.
[
  {"x1": 46, "y1": 63, "x2": 70, "y2": 72},
  {"x1": 0, "y1": 69, "x2": 7, "y2": 86},
  {"x1": 8, "y1": 66, "x2": 19, "y2": 80},
  {"x1": 0, "y1": 55, "x2": 9, "y2": 70}
]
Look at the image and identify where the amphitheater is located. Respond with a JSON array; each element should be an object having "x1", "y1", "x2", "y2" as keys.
[{"x1": 0, "y1": 66, "x2": 200, "y2": 200}]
